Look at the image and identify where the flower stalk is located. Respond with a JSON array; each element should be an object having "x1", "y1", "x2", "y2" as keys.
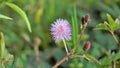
[{"x1": 62, "y1": 38, "x2": 69, "y2": 55}]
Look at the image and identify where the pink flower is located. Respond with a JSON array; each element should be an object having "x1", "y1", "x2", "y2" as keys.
[{"x1": 50, "y1": 19, "x2": 72, "y2": 43}]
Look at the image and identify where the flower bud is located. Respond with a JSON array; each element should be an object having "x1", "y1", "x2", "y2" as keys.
[
  {"x1": 83, "y1": 41, "x2": 91, "y2": 51},
  {"x1": 85, "y1": 14, "x2": 91, "y2": 24},
  {"x1": 81, "y1": 14, "x2": 91, "y2": 25},
  {"x1": 81, "y1": 16, "x2": 85, "y2": 25}
]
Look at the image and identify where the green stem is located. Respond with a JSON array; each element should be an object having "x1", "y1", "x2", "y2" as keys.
[
  {"x1": 110, "y1": 31, "x2": 120, "y2": 46},
  {"x1": 70, "y1": 23, "x2": 87, "y2": 54},
  {"x1": 112, "y1": 61, "x2": 116, "y2": 68}
]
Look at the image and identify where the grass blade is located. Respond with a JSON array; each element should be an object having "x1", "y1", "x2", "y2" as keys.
[
  {"x1": 6, "y1": 2, "x2": 32, "y2": 32},
  {"x1": 73, "y1": 6, "x2": 78, "y2": 38},
  {"x1": 0, "y1": 32, "x2": 5, "y2": 59},
  {"x1": 0, "y1": 14, "x2": 12, "y2": 20},
  {"x1": 71, "y1": 16, "x2": 76, "y2": 45},
  {"x1": 71, "y1": 5, "x2": 78, "y2": 46}
]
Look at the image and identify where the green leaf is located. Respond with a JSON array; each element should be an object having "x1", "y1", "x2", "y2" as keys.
[
  {"x1": 84, "y1": 54, "x2": 100, "y2": 64},
  {"x1": 71, "y1": 16, "x2": 76, "y2": 45},
  {"x1": 107, "y1": 14, "x2": 118, "y2": 31},
  {"x1": 94, "y1": 21, "x2": 109, "y2": 31},
  {"x1": 115, "y1": 18, "x2": 120, "y2": 28},
  {"x1": 6, "y1": 2, "x2": 32, "y2": 32},
  {"x1": 100, "y1": 57, "x2": 112, "y2": 67},
  {"x1": 112, "y1": 51, "x2": 120, "y2": 61},
  {"x1": 73, "y1": 5, "x2": 78, "y2": 39},
  {"x1": 0, "y1": 32, "x2": 14, "y2": 64},
  {"x1": 16, "y1": 57, "x2": 24, "y2": 68},
  {"x1": 0, "y1": 32, "x2": 5, "y2": 59},
  {"x1": 0, "y1": 14, "x2": 12, "y2": 20},
  {"x1": 71, "y1": 6, "x2": 78, "y2": 46},
  {"x1": 35, "y1": 4, "x2": 44, "y2": 24}
]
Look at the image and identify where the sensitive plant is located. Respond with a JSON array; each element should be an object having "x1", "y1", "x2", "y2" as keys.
[
  {"x1": 0, "y1": 1, "x2": 120, "y2": 68},
  {"x1": 51, "y1": 15, "x2": 95, "y2": 68},
  {"x1": 51, "y1": 14, "x2": 120, "y2": 68}
]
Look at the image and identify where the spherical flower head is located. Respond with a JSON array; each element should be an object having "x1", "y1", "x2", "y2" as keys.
[{"x1": 50, "y1": 19, "x2": 72, "y2": 43}]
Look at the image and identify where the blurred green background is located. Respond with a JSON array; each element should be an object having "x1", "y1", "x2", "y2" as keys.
[{"x1": 0, "y1": 0, "x2": 120, "y2": 68}]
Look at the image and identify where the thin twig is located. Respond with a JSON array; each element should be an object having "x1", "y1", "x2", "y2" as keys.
[
  {"x1": 110, "y1": 31, "x2": 120, "y2": 46},
  {"x1": 70, "y1": 29, "x2": 84, "y2": 54},
  {"x1": 52, "y1": 56, "x2": 68, "y2": 68},
  {"x1": 112, "y1": 61, "x2": 116, "y2": 68},
  {"x1": 111, "y1": 31, "x2": 119, "y2": 44},
  {"x1": 70, "y1": 23, "x2": 87, "y2": 54},
  {"x1": 71, "y1": 55, "x2": 85, "y2": 58}
]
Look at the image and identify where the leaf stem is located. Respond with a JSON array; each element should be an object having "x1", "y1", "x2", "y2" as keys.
[
  {"x1": 112, "y1": 61, "x2": 116, "y2": 68},
  {"x1": 110, "y1": 31, "x2": 120, "y2": 46}
]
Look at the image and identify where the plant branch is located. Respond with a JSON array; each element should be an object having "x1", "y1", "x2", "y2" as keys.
[
  {"x1": 70, "y1": 29, "x2": 84, "y2": 54},
  {"x1": 110, "y1": 31, "x2": 120, "y2": 46},
  {"x1": 52, "y1": 23, "x2": 88, "y2": 68},
  {"x1": 52, "y1": 56, "x2": 68, "y2": 68},
  {"x1": 70, "y1": 23, "x2": 87, "y2": 54},
  {"x1": 52, "y1": 24, "x2": 86, "y2": 68}
]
